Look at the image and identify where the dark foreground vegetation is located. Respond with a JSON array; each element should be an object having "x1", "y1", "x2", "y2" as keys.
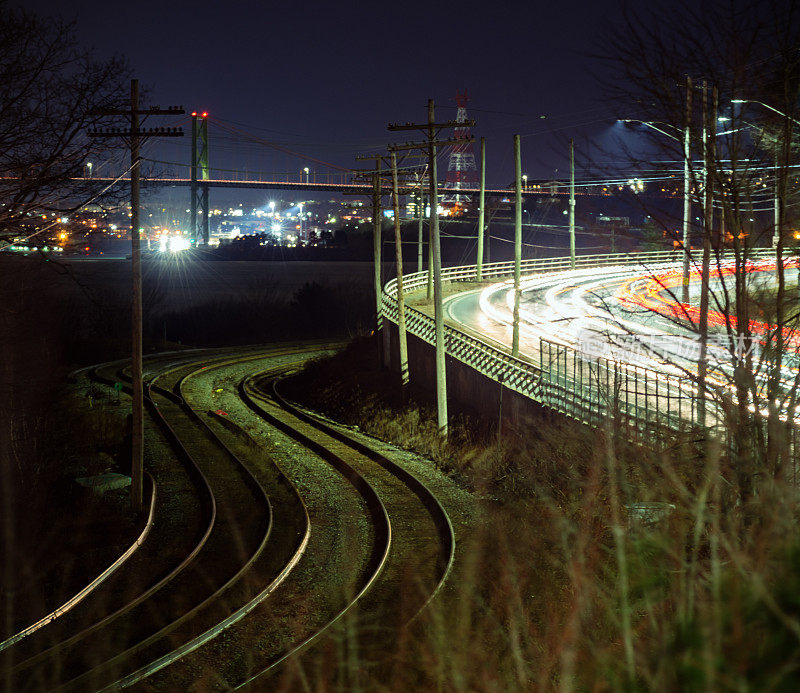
[
  {"x1": 0, "y1": 255, "x2": 374, "y2": 644},
  {"x1": 3, "y1": 248, "x2": 800, "y2": 689},
  {"x1": 281, "y1": 338, "x2": 800, "y2": 690}
]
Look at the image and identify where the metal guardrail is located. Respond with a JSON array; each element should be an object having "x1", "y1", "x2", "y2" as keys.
[{"x1": 382, "y1": 249, "x2": 775, "y2": 438}]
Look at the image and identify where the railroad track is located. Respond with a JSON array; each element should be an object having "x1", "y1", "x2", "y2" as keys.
[
  {"x1": 229, "y1": 366, "x2": 455, "y2": 688},
  {"x1": 6, "y1": 343, "x2": 457, "y2": 690},
  {"x1": 6, "y1": 347, "x2": 290, "y2": 690},
  {"x1": 4, "y1": 351, "x2": 216, "y2": 687}
]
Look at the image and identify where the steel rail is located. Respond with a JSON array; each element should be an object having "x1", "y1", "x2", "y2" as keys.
[
  {"x1": 0, "y1": 473, "x2": 156, "y2": 653},
  {"x1": 12, "y1": 347, "x2": 283, "y2": 683},
  {"x1": 268, "y1": 375, "x2": 456, "y2": 624},
  {"x1": 100, "y1": 353, "x2": 332, "y2": 690},
  {"x1": 54, "y1": 352, "x2": 281, "y2": 692},
  {"x1": 8, "y1": 360, "x2": 218, "y2": 680},
  {"x1": 11, "y1": 345, "x2": 344, "y2": 688},
  {"x1": 232, "y1": 370, "x2": 393, "y2": 690}
]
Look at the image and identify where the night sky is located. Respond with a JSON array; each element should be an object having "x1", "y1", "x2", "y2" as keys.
[{"x1": 23, "y1": 0, "x2": 632, "y2": 186}]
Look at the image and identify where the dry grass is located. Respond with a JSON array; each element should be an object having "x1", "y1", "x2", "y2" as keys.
[{"x1": 280, "y1": 336, "x2": 800, "y2": 690}]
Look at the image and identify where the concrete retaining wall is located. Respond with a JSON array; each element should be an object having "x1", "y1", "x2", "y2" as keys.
[{"x1": 384, "y1": 322, "x2": 552, "y2": 433}]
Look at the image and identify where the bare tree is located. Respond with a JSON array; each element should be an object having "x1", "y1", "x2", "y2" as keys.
[
  {"x1": 592, "y1": 0, "x2": 800, "y2": 501},
  {"x1": 0, "y1": 5, "x2": 130, "y2": 669},
  {"x1": 0, "y1": 2, "x2": 130, "y2": 244}
]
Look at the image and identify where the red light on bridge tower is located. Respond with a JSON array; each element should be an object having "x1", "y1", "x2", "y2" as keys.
[{"x1": 190, "y1": 111, "x2": 210, "y2": 244}]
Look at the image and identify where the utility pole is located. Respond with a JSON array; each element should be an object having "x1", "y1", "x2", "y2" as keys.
[
  {"x1": 353, "y1": 153, "x2": 421, "y2": 375},
  {"x1": 388, "y1": 101, "x2": 475, "y2": 436},
  {"x1": 774, "y1": 149, "x2": 781, "y2": 251},
  {"x1": 569, "y1": 138, "x2": 576, "y2": 269},
  {"x1": 774, "y1": 148, "x2": 782, "y2": 283},
  {"x1": 417, "y1": 179, "x2": 425, "y2": 273},
  {"x1": 88, "y1": 80, "x2": 183, "y2": 510},
  {"x1": 682, "y1": 75, "x2": 693, "y2": 303},
  {"x1": 697, "y1": 82, "x2": 717, "y2": 427},
  {"x1": 349, "y1": 157, "x2": 386, "y2": 366},
  {"x1": 370, "y1": 159, "x2": 384, "y2": 366},
  {"x1": 130, "y1": 80, "x2": 142, "y2": 512},
  {"x1": 391, "y1": 152, "x2": 410, "y2": 395},
  {"x1": 512, "y1": 134, "x2": 522, "y2": 357},
  {"x1": 477, "y1": 136, "x2": 486, "y2": 280},
  {"x1": 427, "y1": 228, "x2": 434, "y2": 301},
  {"x1": 428, "y1": 99, "x2": 446, "y2": 434}
]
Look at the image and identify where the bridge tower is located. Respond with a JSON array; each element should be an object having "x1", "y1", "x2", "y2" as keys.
[
  {"x1": 190, "y1": 112, "x2": 210, "y2": 244},
  {"x1": 442, "y1": 90, "x2": 478, "y2": 210}
]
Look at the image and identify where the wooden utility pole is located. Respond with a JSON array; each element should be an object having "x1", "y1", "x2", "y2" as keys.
[
  {"x1": 388, "y1": 101, "x2": 475, "y2": 437},
  {"x1": 417, "y1": 180, "x2": 424, "y2": 273},
  {"x1": 88, "y1": 79, "x2": 183, "y2": 510},
  {"x1": 773, "y1": 148, "x2": 783, "y2": 283},
  {"x1": 353, "y1": 153, "x2": 423, "y2": 383},
  {"x1": 569, "y1": 137, "x2": 576, "y2": 269},
  {"x1": 477, "y1": 136, "x2": 486, "y2": 280},
  {"x1": 429, "y1": 99, "x2": 446, "y2": 433},
  {"x1": 390, "y1": 152, "x2": 410, "y2": 394},
  {"x1": 698, "y1": 82, "x2": 717, "y2": 427},
  {"x1": 130, "y1": 81, "x2": 143, "y2": 512},
  {"x1": 512, "y1": 134, "x2": 522, "y2": 357},
  {"x1": 682, "y1": 75, "x2": 693, "y2": 303},
  {"x1": 427, "y1": 231, "x2": 434, "y2": 301},
  {"x1": 372, "y1": 159, "x2": 386, "y2": 367},
  {"x1": 351, "y1": 156, "x2": 387, "y2": 366}
]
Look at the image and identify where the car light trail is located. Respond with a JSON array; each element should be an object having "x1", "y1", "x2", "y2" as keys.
[{"x1": 467, "y1": 256, "x2": 800, "y2": 425}]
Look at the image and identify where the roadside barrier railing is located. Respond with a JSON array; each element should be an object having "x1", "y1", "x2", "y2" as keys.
[{"x1": 382, "y1": 248, "x2": 775, "y2": 441}]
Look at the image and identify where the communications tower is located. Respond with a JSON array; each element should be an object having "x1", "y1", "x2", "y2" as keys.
[{"x1": 442, "y1": 89, "x2": 478, "y2": 210}]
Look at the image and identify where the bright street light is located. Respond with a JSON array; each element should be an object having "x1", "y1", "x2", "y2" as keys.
[
  {"x1": 621, "y1": 118, "x2": 681, "y2": 141},
  {"x1": 732, "y1": 99, "x2": 800, "y2": 252},
  {"x1": 621, "y1": 116, "x2": 690, "y2": 297},
  {"x1": 731, "y1": 99, "x2": 800, "y2": 126},
  {"x1": 303, "y1": 167, "x2": 309, "y2": 183}
]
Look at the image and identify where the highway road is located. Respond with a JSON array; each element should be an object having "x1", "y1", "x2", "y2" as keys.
[{"x1": 444, "y1": 256, "x2": 799, "y2": 425}]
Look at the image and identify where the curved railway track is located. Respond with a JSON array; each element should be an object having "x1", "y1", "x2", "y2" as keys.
[
  {"x1": 6, "y1": 343, "x2": 457, "y2": 690},
  {"x1": 5, "y1": 352, "x2": 217, "y2": 690},
  {"x1": 228, "y1": 368, "x2": 455, "y2": 689},
  {"x1": 8, "y1": 348, "x2": 277, "y2": 690}
]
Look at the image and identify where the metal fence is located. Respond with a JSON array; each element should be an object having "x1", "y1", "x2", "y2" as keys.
[{"x1": 382, "y1": 249, "x2": 775, "y2": 438}]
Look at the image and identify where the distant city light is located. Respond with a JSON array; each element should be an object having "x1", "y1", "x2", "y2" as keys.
[
  {"x1": 159, "y1": 235, "x2": 191, "y2": 253},
  {"x1": 170, "y1": 236, "x2": 191, "y2": 252}
]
